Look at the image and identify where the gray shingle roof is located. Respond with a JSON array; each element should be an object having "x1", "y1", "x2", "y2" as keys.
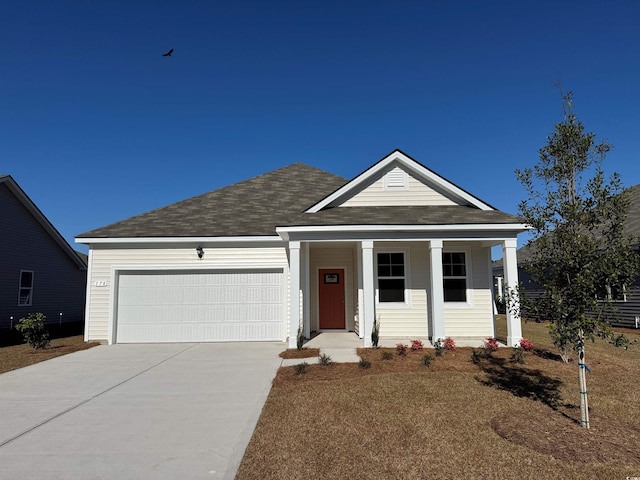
[
  {"x1": 78, "y1": 163, "x2": 348, "y2": 238},
  {"x1": 78, "y1": 162, "x2": 522, "y2": 239},
  {"x1": 284, "y1": 206, "x2": 521, "y2": 227}
]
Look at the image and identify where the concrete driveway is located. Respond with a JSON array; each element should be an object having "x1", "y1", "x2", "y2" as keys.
[{"x1": 0, "y1": 342, "x2": 284, "y2": 480}]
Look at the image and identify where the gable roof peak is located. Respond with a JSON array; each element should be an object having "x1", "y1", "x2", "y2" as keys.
[
  {"x1": 306, "y1": 150, "x2": 497, "y2": 213},
  {"x1": 1, "y1": 175, "x2": 87, "y2": 270}
]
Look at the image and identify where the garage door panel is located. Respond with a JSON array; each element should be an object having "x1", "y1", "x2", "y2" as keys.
[{"x1": 116, "y1": 270, "x2": 285, "y2": 343}]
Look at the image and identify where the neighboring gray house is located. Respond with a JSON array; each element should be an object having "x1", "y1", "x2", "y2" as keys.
[
  {"x1": 77, "y1": 150, "x2": 528, "y2": 347},
  {"x1": 493, "y1": 184, "x2": 640, "y2": 329},
  {"x1": 0, "y1": 175, "x2": 87, "y2": 330}
]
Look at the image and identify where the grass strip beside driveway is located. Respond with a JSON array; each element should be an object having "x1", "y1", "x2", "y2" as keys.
[{"x1": 0, "y1": 336, "x2": 99, "y2": 374}]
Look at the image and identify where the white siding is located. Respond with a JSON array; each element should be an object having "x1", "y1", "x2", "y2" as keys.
[
  {"x1": 86, "y1": 245, "x2": 288, "y2": 343},
  {"x1": 443, "y1": 244, "x2": 494, "y2": 338},
  {"x1": 375, "y1": 242, "x2": 430, "y2": 338},
  {"x1": 309, "y1": 244, "x2": 356, "y2": 331},
  {"x1": 341, "y1": 169, "x2": 460, "y2": 207}
]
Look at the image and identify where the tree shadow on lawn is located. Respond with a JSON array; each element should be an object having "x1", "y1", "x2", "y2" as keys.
[{"x1": 475, "y1": 355, "x2": 578, "y2": 423}]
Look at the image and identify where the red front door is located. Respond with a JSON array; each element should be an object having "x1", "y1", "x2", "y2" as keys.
[{"x1": 319, "y1": 269, "x2": 345, "y2": 329}]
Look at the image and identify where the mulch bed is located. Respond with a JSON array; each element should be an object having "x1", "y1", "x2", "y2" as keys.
[
  {"x1": 491, "y1": 410, "x2": 640, "y2": 465},
  {"x1": 279, "y1": 348, "x2": 320, "y2": 359}
]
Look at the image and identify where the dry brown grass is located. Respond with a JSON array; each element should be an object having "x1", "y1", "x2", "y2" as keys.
[
  {"x1": 0, "y1": 335, "x2": 100, "y2": 374},
  {"x1": 237, "y1": 320, "x2": 640, "y2": 480}
]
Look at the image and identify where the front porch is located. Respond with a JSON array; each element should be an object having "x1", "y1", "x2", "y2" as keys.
[{"x1": 285, "y1": 238, "x2": 522, "y2": 349}]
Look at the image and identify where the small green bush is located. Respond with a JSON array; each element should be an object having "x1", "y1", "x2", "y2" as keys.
[
  {"x1": 470, "y1": 349, "x2": 482, "y2": 364},
  {"x1": 421, "y1": 354, "x2": 434, "y2": 367},
  {"x1": 511, "y1": 347, "x2": 526, "y2": 364},
  {"x1": 371, "y1": 315, "x2": 380, "y2": 348},
  {"x1": 381, "y1": 351, "x2": 394, "y2": 361},
  {"x1": 15, "y1": 313, "x2": 50, "y2": 349},
  {"x1": 359, "y1": 359, "x2": 371, "y2": 369},
  {"x1": 319, "y1": 353, "x2": 332, "y2": 366},
  {"x1": 434, "y1": 339, "x2": 444, "y2": 357},
  {"x1": 296, "y1": 325, "x2": 304, "y2": 350},
  {"x1": 495, "y1": 296, "x2": 506, "y2": 314},
  {"x1": 294, "y1": 362, "x2": 308, "y2": 375}
]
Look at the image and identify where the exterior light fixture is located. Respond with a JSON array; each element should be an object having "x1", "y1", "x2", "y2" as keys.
[{"x1": 196, "y1": 246, "x2": 204, "y2": 259}]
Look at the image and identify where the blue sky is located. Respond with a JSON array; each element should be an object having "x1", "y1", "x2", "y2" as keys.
[{"x1": 2, "y1": 1, "x2": 640, "y2": 256}]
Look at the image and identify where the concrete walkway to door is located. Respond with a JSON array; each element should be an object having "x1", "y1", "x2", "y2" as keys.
[
  {"x1": 0, "y1": 342, "x2": 283, "y2": 480},
  {"x1": 281, "y1": 332, "x2": 362, "y2": 365}
]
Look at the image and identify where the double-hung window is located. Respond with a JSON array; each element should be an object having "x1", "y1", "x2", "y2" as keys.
[
  {"x1": 443, "y1": 252, "x2": 467, "y2": 302},
  {"x1": 18, "y1": 271, "x2": 34, "y2": 306},
  {"x1": 377, "y1": 252, "x2": 406, "y2": 303}
]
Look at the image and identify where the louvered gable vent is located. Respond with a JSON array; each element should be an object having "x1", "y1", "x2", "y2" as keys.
[{"x1": 384, "y1": 167, "x2": 408, "y2": 190}]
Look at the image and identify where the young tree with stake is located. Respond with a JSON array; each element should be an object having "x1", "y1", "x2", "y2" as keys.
[{"x1": 515, "y1": 91, "x2": 639, "y2": 429}]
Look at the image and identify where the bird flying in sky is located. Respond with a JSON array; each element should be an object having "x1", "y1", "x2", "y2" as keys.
[{"x1": 162, "y1": 48, "x2": 174, "y2": 57}]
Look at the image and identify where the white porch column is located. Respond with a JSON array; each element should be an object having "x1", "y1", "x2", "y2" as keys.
[
  {"x1": 302, "y1": 242, "x2": 311, "y2": 339},
  {"x1": 361, "y1": 240, "x2": 375, "y2": 347},
  {"x1": 288, "y1": 241, "x2": 301, "y2": 349},
  {"x1": 496, "y1": 276, "x2": 504, "y2": 299},
  {"x1": 502, "y1": 238, "x2": 522, "y2": 346},
  {"x1": 429, "y1": 240, "x2": 445, "y2": 342}
]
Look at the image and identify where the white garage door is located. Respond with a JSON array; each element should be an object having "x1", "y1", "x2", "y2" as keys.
[{"x1": 115, "y1": 270, "x2": 285, "y2": 343}]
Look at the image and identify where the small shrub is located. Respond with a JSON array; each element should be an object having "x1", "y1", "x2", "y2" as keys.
[
  {"x1": 434, "y1": 339, "x2": 444, "y2": 357},
  {"x1": 410, "y1": 339, "x2": 424, "y2": 351},
  {"x1": 421, "y1": 353, "x2": 434, "y2": 367},
  {"x1": 483, "y1": 337, "x2": 499, "y2": 353},
  {"x1": 495, "y1": 296, "x2": 506, "y2": 314},
  {"x1": 294, "y1": 362, "x2": 308, "y2": 375},
  {"x1": 371, "y1": 315, "x2": 380, "y2": 348},
  {"x1": 296, "y1": 325, "x2": 304, "y2": 351},
  {"x1": 15, "y1": 313, "x2": 50, "y2": 349},
  {"x1": 359, "y1": 359, "x2": 371, "y2": 369},
  {"x1": 511, "y1": 347, "x2": 525, "y2": 364},
  {"x1": 381, "y1": 351, "x2": 394, "y2": 361},
  {"x1": 470, "y1": 349, "x2": 482, "y2": 364},
  {"x1": 443, "y1": 337, "x2": 456, "y2": 352},
  {"x1": 396, "y1": 343, "x2": 408, "y2": 356},
  {"x1": 319, "y1": 353, "x2": 332, "y2": 366},
  {"x1": 519, "y1": 338, "x2": 534, "y2": 352}
]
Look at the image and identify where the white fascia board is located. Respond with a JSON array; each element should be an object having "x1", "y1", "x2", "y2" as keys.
[
  {"x1": 75, "y1": 236, "x2": 284, "y2": 245},
  {"x1": 306, "y1": 150, "x2": 494, "y2": 213},
  {"x1": 277, "y1": 223, "x2": 530, "y2": 243},
  {"x1": 278, "y1": 224, "x2": 530, "y2": 234}
]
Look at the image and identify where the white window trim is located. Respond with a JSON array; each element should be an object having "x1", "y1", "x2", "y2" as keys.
[
  {"x1": 374, "y1": 248, "x2": 411, "y2": 308},
  {"x1": 18, "y1": 270, "x2": 34, "y2": 307},
  {"x1": 443, "y1": 248, "x2": 473, "y2": 308}
]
